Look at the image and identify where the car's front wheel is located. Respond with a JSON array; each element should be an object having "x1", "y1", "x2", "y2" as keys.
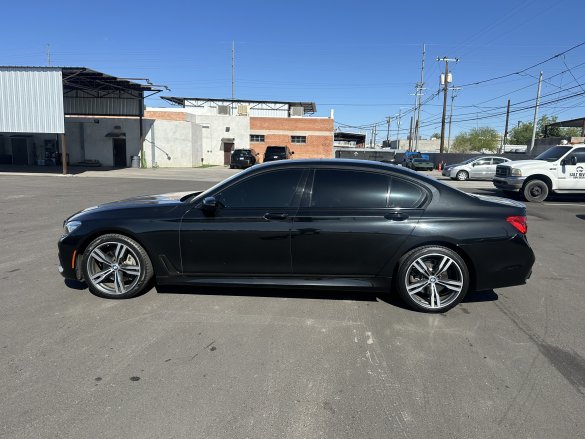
[
  {"x1": 523, "y1": 179, "x2": 548, "y2": 202},
  {"x1": 82, "y1": 234, "x2": 153, "y2": 299},
  {"x1": 456, "y1": 170, "x2": 469, "y2": 181},
  {"x1": 396, "y1": 246, "x2": 469, "y2": 313}
]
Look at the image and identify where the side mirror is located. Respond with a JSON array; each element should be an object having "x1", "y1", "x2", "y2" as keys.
[
  {"x1": 472, "y1": 162, "x2": 477, "y2": 167},
  {"x1": 560, "y1": 159, "x2": 566, "y2": 166},
  {"x1": 202, "y1": 196, "x2": 218, "y2": 213},
  {"x1": 291, "y1": 151, "x2": 294, "y2": 155},
  {"x1": 571, "y1": 156, "x2": 577, "y2": 166}
]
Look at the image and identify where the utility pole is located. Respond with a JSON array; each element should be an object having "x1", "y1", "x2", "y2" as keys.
[
  {"x1": 386, "y1": 117, "x2": 392, "y2": 146},
  {"x1": 396, "y1": 109, "x2": 402, "y2": 150},
  {"x1": 373, "y1": 125, "x2": 377, "y2": 148},
  {"x1": 502, "y1": 99, "x2": 511, "y2": 153},
  {"x1": 437, "y1": 56, "x2": 459, "y2": 153},
  {"x1": 46, "y1": 44, "x2": 51, "y2": 66},
  {"x1": 414, "y1": 44, "x2": 426, "y2": 151},
  {"x1": 408, "y1": 116, "x2": 414, "y2": 151},
  {"x1": 529, "y1": 71, "x2": 543, "y2": 154},
  {"x1": 231, "y1": 41, "x2": 235, "y2": 100},
  {"x1": 447, "y1": 87, "x2": 461, "y2": 153}
]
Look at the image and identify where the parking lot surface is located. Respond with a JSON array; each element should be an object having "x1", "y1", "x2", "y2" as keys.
[{"x1": 1, "y1": 171, "x2": 584, "y2": 439}]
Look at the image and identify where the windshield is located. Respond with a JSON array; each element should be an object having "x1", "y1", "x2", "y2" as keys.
[
  {"x1": 413, "y1": 158, "x2": 427, "y2": 162},
  {"x1": 535, "y1": 146, "x2": 572, "y2": 162}
]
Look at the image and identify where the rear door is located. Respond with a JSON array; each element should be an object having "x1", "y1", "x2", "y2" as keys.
[{"x1": 291, "y1": 168, "x2": 426, "y2": 276}]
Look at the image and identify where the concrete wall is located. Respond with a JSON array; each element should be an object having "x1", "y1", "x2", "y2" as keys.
[
  {"x1": 193, "y1": 114, "x2": 249, "y2": 165},
  {"x1": 64, "y1": 117, "x2": 142, "y2": 167}
]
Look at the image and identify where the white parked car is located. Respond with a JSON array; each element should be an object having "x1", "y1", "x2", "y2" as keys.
[{"x1": 442, "y1": 156, "x2": 511, "y2": 181}]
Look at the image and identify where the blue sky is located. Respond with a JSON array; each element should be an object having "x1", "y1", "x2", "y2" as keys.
[{"x1": 1, "y1": 0, "x2": 584, "y2": 139}]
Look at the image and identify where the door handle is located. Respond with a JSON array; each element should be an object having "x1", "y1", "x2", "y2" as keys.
[
  {"x1": 264, "y1": 212, "x2": 289, "y2": 220},
  {"x1": 384, "y1": 212, "x2": 409, "y2": 221}
]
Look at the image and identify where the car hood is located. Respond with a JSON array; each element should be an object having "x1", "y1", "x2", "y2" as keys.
[
  {"x1": 499, "y1": 160, "x2": 546, "y2": 169},
  {"x1": 66, "y1": 191, "x2": 201, "y2": 222}
]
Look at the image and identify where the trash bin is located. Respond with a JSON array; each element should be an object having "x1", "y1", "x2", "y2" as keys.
[{"x1": 131, "y1": 156, "x2": 140, "y2": 168}]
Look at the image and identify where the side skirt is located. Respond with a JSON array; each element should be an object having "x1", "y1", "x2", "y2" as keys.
[{"x1": 156, "y1": 275, "x2": 391, "y2": 292}]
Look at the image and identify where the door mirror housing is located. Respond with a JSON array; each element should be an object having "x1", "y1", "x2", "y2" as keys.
[{"x1": 202, "y1": 196, "x2": 218, "y2": 213}]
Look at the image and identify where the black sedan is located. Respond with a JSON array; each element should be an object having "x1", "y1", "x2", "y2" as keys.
[{"x1": 58, "y1": 159, "x2": 534, "y2": 312}]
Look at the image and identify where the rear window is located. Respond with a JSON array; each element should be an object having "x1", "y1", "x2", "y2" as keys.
[{"x1": 266, "y1": 146, "x2": 286, "y2": 154}]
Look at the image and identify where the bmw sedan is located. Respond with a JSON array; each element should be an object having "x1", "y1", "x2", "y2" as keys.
[{"x1": 58, "y1": 159, "x2": 535, "y2": 313}]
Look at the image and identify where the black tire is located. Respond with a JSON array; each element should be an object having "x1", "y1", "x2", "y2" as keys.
[
  {"x1": 523, "y1": 179, "x2": 548, "y2": 202},
  {"x1": 229, "y1": 165, "x2": 234, "y2": 169},
  {"x1": 81, "y1": 233, "x2": 153, "y2": 299},
  {"x1": 396, "y1": 246, "x2": 469, "y2": 313},
  {"x1": 456, "y1": 170, "x2": 469, "y2": 181}
]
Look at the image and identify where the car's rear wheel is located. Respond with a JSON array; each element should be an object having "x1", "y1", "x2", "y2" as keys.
[
  {"x1": 523, "y1": 179, "x2": 548, "y2": 202},
  {"x1": 82, "y1": 234, "x2": 153, "y2": 299},
  {"x1": 456, "y1": 170, "x2": 469, "y2": 181},
  {"x1": 396, "y1": 246, "x2": 469, "y2": 313}
]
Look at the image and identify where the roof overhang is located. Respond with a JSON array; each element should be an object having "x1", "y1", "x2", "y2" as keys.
[
  {"x1": 546, "y1": 117, "x2": 585, "y2": 128},
  {"x1": 162, "y1": 96, "x2": 317, "y2": 114}
]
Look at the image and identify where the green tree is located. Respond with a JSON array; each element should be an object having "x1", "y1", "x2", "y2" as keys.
[
  {"x1": 452, "y1": 127, "x2": 499, "y2": 152},
  {"x1": 509, "y1": 114, "x2": 581, "y2": 144},
  {"x1": 509, "y1": 122, "x2": 534, "y2": 145},
  {"x1": 430, "y1": 132, "x2": 441, "y2": 139},
  {"x1": 560, "y1": 127, "x2": 582, "y2": 137}
]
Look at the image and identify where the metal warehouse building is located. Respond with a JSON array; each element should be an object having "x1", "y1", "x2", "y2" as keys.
[{"x1": 0, "y1": 66, "x2": 161, "y2": 172}]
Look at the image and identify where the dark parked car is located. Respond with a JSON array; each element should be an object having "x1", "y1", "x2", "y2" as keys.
[
  {"x1": 230, "y1": 148, "x2": 258, "y2": 169},
  {"x1": 407, "y1": 158, "x2": 434, "y2": 171},
  {"x1": 58, "y1": 160, "x2": 534, "y2": 313},
  {"x1": 263, "y1": 145, "x2": 293, "y2": 162}
]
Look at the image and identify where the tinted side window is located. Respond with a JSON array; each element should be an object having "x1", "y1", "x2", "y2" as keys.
[
  {"x1": 218, "y1": 169, "x2": 303, "y2": 208},
  {"x1": 310, "y1": 169, "x2": 389, "y2": 208},
  {"x1": 493, "y1": 158, "x2": 507, "y2": 164},
  {"x1": 475, "y1": 159, "x2": 491, "y2": 166},
  {"x1": 388, "y1": 178, "x2": 425, "y2": 208}
]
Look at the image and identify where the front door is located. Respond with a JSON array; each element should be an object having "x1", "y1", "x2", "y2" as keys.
[
  {"x1": 223, "y1": 142, "x2": 234, "y2": 166},
  {"x1": 558, "y1": 147, "x2": 585, "y2": 190},
  {"x1": 180, "y1": 168, "x2": 306, "y2": 275},
  {"x1": 469, "y1": 158, "x2": 492, "y2": 179},
  {"x1": 291, "y1": 169, "x2": 424, "y2": 276},
  {"x1": 11, "y1": 138, "x2": 28, "y2": 165},
  {"x1": 113, "y1": 138, "x2": 127, "y2": 167}
]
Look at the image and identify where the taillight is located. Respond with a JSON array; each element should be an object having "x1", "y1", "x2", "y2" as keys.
[{"x1": 506, "y1": 216, "x2": 527, "y2": 234}]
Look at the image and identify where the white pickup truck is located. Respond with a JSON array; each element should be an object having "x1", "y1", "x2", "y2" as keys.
[{"x1": 492, "y1": 143, "x2": 585, "y2": 202}]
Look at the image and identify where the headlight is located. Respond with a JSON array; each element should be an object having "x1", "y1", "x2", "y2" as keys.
[
  {"x1": 511, "y1": 168, "x2": 523, "y2": 176},
  {"x1": 63, "y1": 220, "x2": 81, "y2": 236}
]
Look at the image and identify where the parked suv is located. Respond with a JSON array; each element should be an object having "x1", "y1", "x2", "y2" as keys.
[
  {"x1": 263, "y1": 146, "x2": 293, "y2": 162},
  {"x1": 230, "y1": 148, "x2": 258, "y2": 169},
  {"x1": 443, "y1": 156, "x2": 510, "y2": 181}
]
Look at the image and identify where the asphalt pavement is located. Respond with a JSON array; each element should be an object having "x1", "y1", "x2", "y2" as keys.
[{"x1": 1, "y1": 170, "x2": 584, "y2": 439}]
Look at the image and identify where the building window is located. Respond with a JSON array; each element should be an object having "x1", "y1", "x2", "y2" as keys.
[
  {"x1": 250, "y1": 134, "x2": 265, "y2": 143},
  {"x1": 291, "y1": 135, "x2": 307, "y2": 144}
]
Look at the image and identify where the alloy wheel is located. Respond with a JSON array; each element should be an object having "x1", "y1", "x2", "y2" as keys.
[
  {"x1": 86, "y1": 242, "x2": 141, "y2": 295},
  {"x1": 404, "y1": 253, "x2": 464, "y2": 310}
]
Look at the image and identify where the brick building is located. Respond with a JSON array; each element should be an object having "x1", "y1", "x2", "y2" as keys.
[
  {"x1": 249, "y1": 116, "x2": 334, "y2": 160},
  {"x1": 141, "y1": 97, "x2": 334, "y2": 167}
]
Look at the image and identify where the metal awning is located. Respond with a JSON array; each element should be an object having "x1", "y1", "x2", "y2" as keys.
[{"x1": 162, "y1": 96, "x2": 317, "y2": 114}]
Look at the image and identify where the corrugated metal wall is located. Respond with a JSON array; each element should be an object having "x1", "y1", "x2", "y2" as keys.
[
  {"x1": 64, "y1": 90, "x2": 142, "y2": 116},
  {"x1": 0, "y1": 67, "x2": 64, "y2": 133}
]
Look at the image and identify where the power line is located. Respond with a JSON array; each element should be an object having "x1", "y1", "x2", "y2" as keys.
[{"x1": 457, "y1": 40, "x2": 585, "y2": 88}]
